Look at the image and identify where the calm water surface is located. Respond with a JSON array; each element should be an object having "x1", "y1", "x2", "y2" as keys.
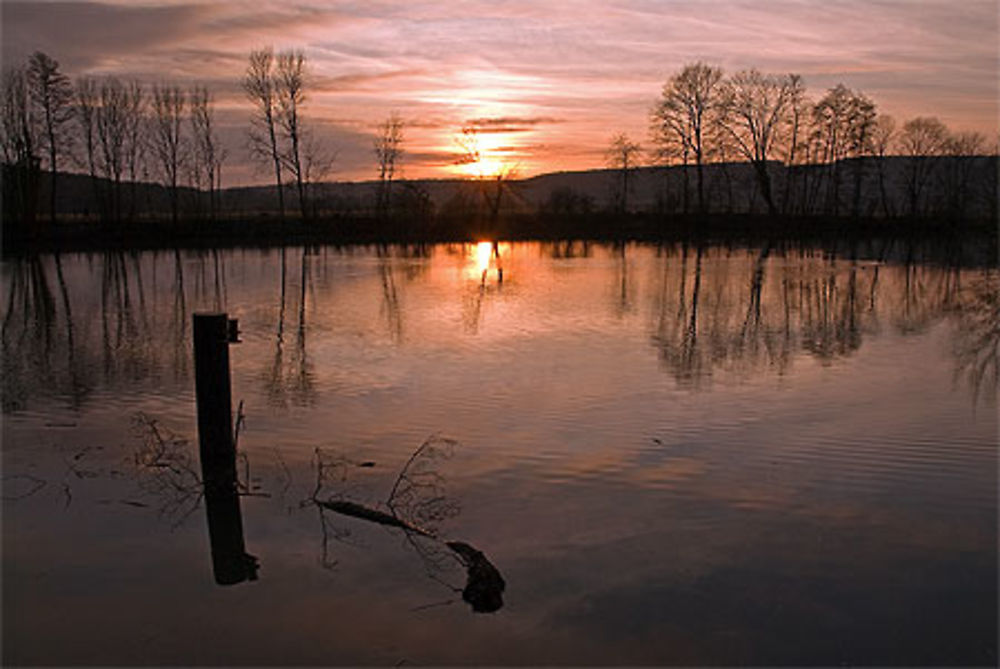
[{"x1": 3, "y1": 241, "x2": 997, "y2": 665}]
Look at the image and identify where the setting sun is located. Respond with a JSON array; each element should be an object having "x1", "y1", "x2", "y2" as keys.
[{"x1": 456, "y1": 156, "x2": 506, "y2": 178}]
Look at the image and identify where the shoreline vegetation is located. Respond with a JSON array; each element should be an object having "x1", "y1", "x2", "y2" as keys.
[
  {"x1": 3, "y1": 207, "x2": 996, "y2": 262},
  {"x1": 3, "y1": 50, "x2": 997, "y2": 258}
]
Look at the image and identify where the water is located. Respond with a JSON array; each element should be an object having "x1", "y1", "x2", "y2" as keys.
[{"x1": 3, "y1": 240, "x2": 997, "y2": 665}]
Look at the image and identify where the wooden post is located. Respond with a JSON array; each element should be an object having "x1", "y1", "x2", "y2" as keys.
[
  {"x1": 193, "y1": 313, "x2": 235, "y2": 476},
  {"x1": 192, "y1": 312, "x2": 257, "y2": 585}
]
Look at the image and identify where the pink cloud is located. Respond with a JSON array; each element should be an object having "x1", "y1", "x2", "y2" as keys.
[{"x1": 2, "y1": 0, "x2": 996, "y2": 183}]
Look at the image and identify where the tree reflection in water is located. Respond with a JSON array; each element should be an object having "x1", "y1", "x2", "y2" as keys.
[
  {"x1": 1, "y1": 242, "x2": 996, "y2": 412},
  {"x1": 262, "y1": 247, "x2": 316, "y2": 407},
  {"x1": 950, "y1": 272, "x2": 999, "y2": 406}
]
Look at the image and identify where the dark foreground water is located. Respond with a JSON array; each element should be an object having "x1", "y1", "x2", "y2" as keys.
[{"x1": 3, "y1": 241, "x2": 997, "y2": 665}]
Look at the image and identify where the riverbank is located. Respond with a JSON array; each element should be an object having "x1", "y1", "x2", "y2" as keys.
[{"x1": 3, "y1": 212, "x2": 996, "y2": 260}]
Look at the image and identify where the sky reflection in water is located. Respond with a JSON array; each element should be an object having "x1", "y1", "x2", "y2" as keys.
[{"x1": 2, "y1": 241, "x2": 997, "y2": 665}]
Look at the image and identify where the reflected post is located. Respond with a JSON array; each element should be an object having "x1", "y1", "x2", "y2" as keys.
[{"x1": 192, "y1": 312, "x2": 258, "y2": 585}]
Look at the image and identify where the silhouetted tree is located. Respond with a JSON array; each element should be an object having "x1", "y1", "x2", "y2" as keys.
[
  {"x1": 897, "y1": 116, "x2": 948, "y2": 217},
  {"x1": 190, "y1": 85, "x2": 225, "y2": 220},
  {"x1": 719, "y1": 69, "x2": 801, "y2": 214},
  {"x1": 810, "y1": 84, "x2": 877, "y2": 216},
  {"x1": 374, "y1": 112, "x2": 404, "y2": 218},
  {"x1": 651, "y1": 62, "x2": 724, "y2": 213},
  {"x1": 780, "y1": 75, "x2": 810, "y2": 214},
  {"x1": 276, "y1": 50, "x2": 308, "y2": 221},
  {"x1": 870, "y1": 114, "x2": 896, "y2": 218},
  {"x1": 1, "y1": 65, "x2": 40, "y2": 225},
  {"x1": 27, "y1": 52, "x2": 74, "y2": 224},
  {"x1": 940, "y1": 130, "x2": 986, "y2": 220},
  {"x1": 96, "y1": 77, "x2": 133, "y2": 223},
  {"x1": 455, "y1": 125, "x2": 517, "y2": 224},
  {"x1": 151, "y1": 84, "x2": 186, "y2": 224},
  {"x1": 122, "y1": 81, "x2": 147, "y2": 221},
  {"x1": 244, "y1": 47, "x2": 285, "y2": 219},
  {"x1": 74, "y1": 76, "x2": 102, "y2": 217},
  {"x1": 302, "y1": 131, "x2": 335, "y2": 219},
  {"x1": 606, "y1": 132, "x2": 642, "y2": 213}
]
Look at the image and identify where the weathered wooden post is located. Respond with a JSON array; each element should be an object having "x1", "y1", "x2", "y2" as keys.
[{"x1": 192, "y1": 312, "x2": 257, "y2": 585}]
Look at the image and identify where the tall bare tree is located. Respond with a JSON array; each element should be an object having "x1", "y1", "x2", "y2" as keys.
[
  {"x1": 896, "y1": 116, "x2": 948, "y2": 217},
  {"x1": 276, "y1": 50, "x2": 308, "y2": 221},
  {"x1": 1, "y1": 66, "x2": 40, "y2": 225},
  {"x1": 651, "y1": 62, "x2": 724, "y2": 213},
  {"x1": 151, "y1": 84, "x2": 186, "y2": 224},
  {"x1": 74, "y1": 76, "x2": 101, "y2": 214},
  {"x1": 244, "y1": 47, "x2": 284, "y2": 219},
  {"x1": 190, "y1": 85, "x2": 225, "y2": 220},
  {"x1": 871, "y1": 114, "x2": 897, "y2": 218},
  {"x1": 810, "y1": 84, "x2": 876, "y2": 216},
  {"x1": 27, "y1": 52, "x2": 74, "y2": 224},
  {"x1": 780, "y1": 76, "x2": 810, "y2": 213},
  {"x1": 606, "y1": 132, "x2": 642, "y2": 213},
  {"x1": 96, "y1": 77, "x2": 132, "y2": 223},
  {"x1": 940, "y1": 130, "x2": 986, "y2": 220},
  {"x1": 374, "y1": 112, "x2": 404, "y2": 218},
  {"x1": 122, "y1": 81, "x2": 147, "y2": 221},
  {"x1": 719, "y1": 69, "x2": 801, "y2": 214}
]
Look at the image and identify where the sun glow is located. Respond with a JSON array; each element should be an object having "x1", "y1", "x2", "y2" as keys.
[
  {"x1": 448, "y1": 121, "x2": 522, "y2": 178},
  {"x1": 475, "y1": 241, "x2": 493, "y2": 274},
  {"x1": 458, "y1": 156, "x2": 507, "y2": 178}
]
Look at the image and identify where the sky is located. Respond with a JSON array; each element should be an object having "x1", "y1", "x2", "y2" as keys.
[{"x1": 3, "y1": 0, "x2": 998, "y2": 184}]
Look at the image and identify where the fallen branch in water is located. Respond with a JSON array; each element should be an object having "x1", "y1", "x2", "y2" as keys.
[
  {"x1": 314, "y1": 499, "x2": 434, "y2": 537},
  {"x1": 309, "y1": 437, "x2": 505, "y2": 613}
]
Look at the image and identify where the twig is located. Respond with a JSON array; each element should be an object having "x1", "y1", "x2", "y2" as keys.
[
  {"x1": 1, "y1": 474, "x2": 46, "y2": 501},
  {"x1": 233, "y1": 399, "x2": 245, "y2": 451}
]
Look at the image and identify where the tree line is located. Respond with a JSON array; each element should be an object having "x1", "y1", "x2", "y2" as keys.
[
  {"x1": 605, "y1": 62, "x2": 995, "y2": 220},
  {"x1": 2, "y1": 52, "x2": 232, "y2": 226},
  {"x1": 2, "y1": 52, "x2": 996, "y2": 229},
  {"x1": 2, "y1": 48, "x2": 338, "y2": 227}
]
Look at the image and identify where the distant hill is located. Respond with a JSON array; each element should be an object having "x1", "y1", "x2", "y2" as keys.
[{"x1": 8, "y1": 155, "x2": 997, "y2": 223}]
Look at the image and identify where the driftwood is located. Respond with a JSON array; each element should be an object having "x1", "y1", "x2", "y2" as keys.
[
  {"x1": 314, "y1": 499, "x2": 433, "y2": 537},
  {"x1": 314, "y1": 496, "x2": 505, "y2": 613},
  {"x1": 311, "y1": 437, "x2": 505, "y2": 613}
]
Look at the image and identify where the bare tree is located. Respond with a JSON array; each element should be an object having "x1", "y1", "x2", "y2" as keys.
[
  {"x1": 74, "y1": 76, "x2": 101, "y2": 215},
  {"x1": 27, "y1": 52, "x2": 74, "y2": 224},
  {"x1": 190, "y1": 85, "x2": 225, "y2": 220},
  {"x1": 871, "y1": 114, "x2": 897, "y2": 218},
  {"x1": 896, "y1": 116, "x2": 948, "y2": 217},
  {"x1": 810, "y1": 84, "x2": 877, "y2": 216},
  {"x1": 940, "y1": 130, "x2": 986, "y2": 220},
  {"x1": 719, "y1": 69, "x2": 801, "y2": 214},
  {"x1": 303, "y1": 130, "x2": 335, "y2": 219},
  {"x1": 651, "y1": 62, "x2": 724, "y2": 214},
  {"x1": 780, "y1": 76, "x2": 810, "y2": 214},
  {"x1": 455, "y1": 125, "x2": 517, "y2": 224},
  {"x1": 606, "y1": 132, "x2": 642, "y2": 213},
  {"x1": 844, "y1": 91, "x2": 877, "y2": 218},
  {"x1": 276, "y1": 50, "x2": 307, "y2": 221},
  {"x1": 122, "y1": 81, "x2": 147, "y2": 221},
  {"x1": 96, "y1": 77, "x2": 132, "y2": 223},
  {"x1": 1, "y1": 66, "x2": 40, "y2": 225},
  {"x1": 150, "y1": 84, "x2": 186, "y2": 224},
  {"x1": 244, "y1": 47, "x2": 284, "y2": 219},
  {"x1": 374, "y1": 112, "x2": 404, "y2": 218}
]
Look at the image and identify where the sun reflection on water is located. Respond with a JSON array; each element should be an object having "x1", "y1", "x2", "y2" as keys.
[{"x1": 475, "y1": 241, "x2": 493, "y2": 275}]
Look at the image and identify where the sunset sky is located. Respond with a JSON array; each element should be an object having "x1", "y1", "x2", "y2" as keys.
[{"x1": 3, "y1": 0, "x2": 997, "y2": 184}]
